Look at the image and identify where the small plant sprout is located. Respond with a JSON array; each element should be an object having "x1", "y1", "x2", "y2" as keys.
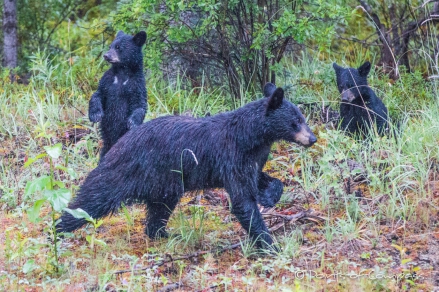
[
  {"x1": 63, "y1": 208, "x2": 107, "y2": 252},
  {"x1": 25, "y1": 143, "x2": 72, "y2": 274}
]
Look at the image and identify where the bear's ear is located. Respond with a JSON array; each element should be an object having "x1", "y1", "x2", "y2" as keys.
[
  {"x1": 333, "y1": 63, "x2": 343, "y2": 75},
  {"x1": 133, "y1": 31, "x2": 147, "y2": 47},
  {"x1": 358, "y1": 61, "x2": 371, "y2": 77},
  {"x1": 267, "y1": 87, "x2": 284, "y2": 111},
  {"x1": 263, "y1": 82, "x2": 276, "y2": 98},
  {"x1": 116, "y1": 30, "x2": 125, "y2": 38}
]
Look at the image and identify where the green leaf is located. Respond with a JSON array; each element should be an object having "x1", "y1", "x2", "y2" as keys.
[
  {"x1": 23, "y1": 259, "x2": 37, "y2": 274},
  {"x1": 55, "y1": 165, "x2": 77, "y2": 179},
  {"x1": 28, "y1": 199, "x2": 46, "y2": 223},
  {"x1": 24, "y1": 153, "x2": 47, "y2": 168},
  {"x1": 44, "y1": 188, "x2": 71, "y2": 212},
  {"x1": 391, "y1": 244, "x2": 402, "y2": 252},
  {"x1": 64, "y1": 208, "x2": 92, "y2": 221},
  {"x1": 24, "y1": 176, "x2": 51, "y2": 197},
  {"x1": 94, "y1": 238, "x2": 106, "y2": 247},
  {"x1": 360, "y1": 252, "x2": 371, "y2": 259},
  {"x1": 86, "y1": 235, "x2": 92, "y2": 245},
  {"x1": 53, "y1": 180, "x2": 66, "y2": 188},
  {"x1": 44, "y1": 143, "x2": 62, "y2": 159},
  {"x1": 401, "y1": 258, "x2": 412, "y2": 265},
  {"x1": 95, "y1": 219, "x2": 104, "y2": 228}
]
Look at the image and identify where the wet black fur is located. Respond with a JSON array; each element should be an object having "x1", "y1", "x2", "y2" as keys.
[
  {"x1": 89, "y1": 30, "x2": 147, "y2": 161},
  {"x1": 58, "y1": 85, "x2": 317, "y2": 249},
  {"x1": 333, "y1": 61, "x2": 388, "y2": 135}
]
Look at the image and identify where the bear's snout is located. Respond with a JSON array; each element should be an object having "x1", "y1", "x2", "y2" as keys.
[
  {"x1": 294, "y1": 126, "x2": 317, "y2": 147},
  {"x1": 341, "y1": 89, "x2": 356, "y2": 102},
  {"x1": 309, "y1": 134, "x2": 317, "y2": 145},
  {"x1": 103, "y1": 50, "x2": 119, "y2": 63}
]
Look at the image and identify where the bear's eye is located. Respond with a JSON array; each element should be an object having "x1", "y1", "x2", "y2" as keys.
[
  {"x1": 296, "y1": 117, "x2": 301, "y2": 124},
  {"x1": 116, "y1": 45, "x2": 120, "y2": 50}
]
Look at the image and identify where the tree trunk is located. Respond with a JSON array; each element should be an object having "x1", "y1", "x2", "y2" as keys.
[
  {"x1": 359, "y1": 0, "x2": 398, "y2": 79},
  {"x1": 3, "y1": 0, "x2": 18, "y2": 69},
  {"x1": 217, "y1": 1, "x2": 241, "y2": 102}
]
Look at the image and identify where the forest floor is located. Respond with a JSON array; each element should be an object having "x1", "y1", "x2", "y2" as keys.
[
  {"x1": 2, "y1": 125, "x2": 438, "y2": 292},
  {"x1": 1, "y1": 69, "x2": 439, "y2": 291}
]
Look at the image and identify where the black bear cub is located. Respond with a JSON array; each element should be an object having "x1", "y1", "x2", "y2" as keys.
[
  {"x1": 89, "y1": 30, "x2": 147, "y2": 161},
  {"x1": 333, "y1": 61, "x2": 388, "y2": 136},
  {"x1": 58, "y1": 84, "x2": 317, "y2": 250}
]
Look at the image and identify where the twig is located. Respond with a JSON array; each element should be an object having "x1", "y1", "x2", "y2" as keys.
[
  {"x1": 113, "y1": 242, "x2": 241, "y2": 275},
  {"x1": 212, "y1": 242, "x2": 241, "y2": 253},
  {"x1": 114, "y1": 250, "x2": 208, "y2": 275},
  {"x1": 267, "y1": 212, "x2": 305, "y2": 232},
  {"x1": 195, "y1": 284, "x2": 220, "y2": 292},
  {"x1": 262, "y1": 210, "x2": 307, "y2": 221},
  {"x1": 263, "y1": 210, "x2": 326, "y2": 232},
  {"x1": 67, "y1": 100, "x2": 86, "y2": 116},
  {"x1": 157, "y1": 282, "x2": 184, "y2": 292}
]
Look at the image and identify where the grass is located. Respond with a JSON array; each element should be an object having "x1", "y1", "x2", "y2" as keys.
[{"x1": 0, "y1": 51, "x2": 438, "y2": 291}]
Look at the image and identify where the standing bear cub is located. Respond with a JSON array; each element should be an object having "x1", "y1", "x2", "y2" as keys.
[
  {"x1": 333, "y1": 61, "x2": 388, "y2": 136},
  {"x1": 57, "y1": 84, "x2": 317, "y2": 250},
  {"x1": 89, "y1": 30, "x2": 147, "y2": 161}
]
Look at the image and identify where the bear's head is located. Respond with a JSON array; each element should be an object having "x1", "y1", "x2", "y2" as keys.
[
  {"x1": 263, "y1": 83, "x2": 317, "y2": 147},
  {"x1": 104, "y1": 31, "x2": 147, "y2": 68},
  {"x1": 332, "y1": 61, "x2": 371, "y2": 103}
]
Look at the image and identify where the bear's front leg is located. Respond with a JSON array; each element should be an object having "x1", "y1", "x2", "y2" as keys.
[
  {"x1": 127, "y1": 108, "x2": 146, "y2": 130},
  {"x1": 145, "y1": 196, "x2": 179, "y2": 239},
  {"x1": 89, "y1": 91, "x2": 104, "y2": 123},
  {"x1": 256, "y1": 172, "x2": 283, "y2": 208},
  {"x1": 225, "y1": 180, "x2": 275, "y2": 250}
]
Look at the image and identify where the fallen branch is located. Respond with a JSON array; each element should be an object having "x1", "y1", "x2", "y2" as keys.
[
  {"x1": 157, "y1": 282, "x2": 184, "y2": 292},
  {"x1": 114, "y1": 250, "x2": 208, "y2": 275},
  {"x1": 263, "y1": 210, "x2": 326, "y2": 232},
  {"x1": 113, "y1": 242, "x2": 241, "y2": 275},
  {"x1": 263, "y1": 210, "x2": 307, "y2": 221},
  {"x1": 195, "y1": 284, "x2": 220, "y2": 292},
  {"x1": 212, "y1": 242, "x2": 241, "y2": 253}
]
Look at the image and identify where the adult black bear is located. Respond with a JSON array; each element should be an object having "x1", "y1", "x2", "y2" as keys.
[
  {"x1": 89, "y1": 30, "x2": 147, "y2": 161},
  {"x1": 58, "y1": 84, "x2": 317, "y2": 249},
  {"x1": 333, "y1": 61, "x2": 388, "y2": 135}
]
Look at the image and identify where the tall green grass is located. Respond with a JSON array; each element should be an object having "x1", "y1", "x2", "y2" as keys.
[{"x1": 1, "y1": 47, "x2": 438, "y2": 290}]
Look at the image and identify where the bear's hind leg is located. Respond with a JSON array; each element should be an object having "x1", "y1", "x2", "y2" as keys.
[{"x1": 145, "y1": 196, "x2": 179, "y2": 239}]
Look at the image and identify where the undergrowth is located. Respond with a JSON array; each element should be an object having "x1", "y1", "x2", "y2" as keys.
[{"x1": 0, "y1": 50, "x2": 438, "y2": 291}]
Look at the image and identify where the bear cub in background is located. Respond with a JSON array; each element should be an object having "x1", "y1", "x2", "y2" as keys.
[
  {"x1": 89, "y1": 30, "x2": 147, "y2": 161},
  {"x1": 333, "y1": 61, "x2": 388, "y2": 136},
  {"x1": 57, "y1": 84, "x2": 317, "y2": 250}
]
